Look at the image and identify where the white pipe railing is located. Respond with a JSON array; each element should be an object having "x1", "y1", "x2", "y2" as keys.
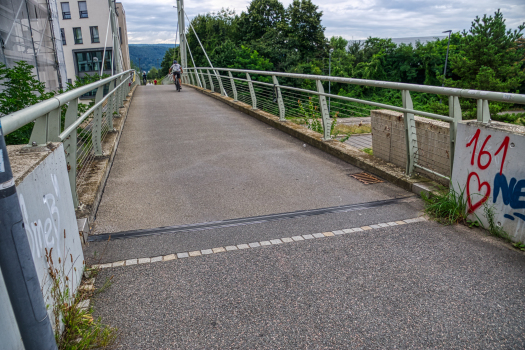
[
  {"x1": 185, "y1": 67, "x2": 525, "y2": 182},
  {"x1": 1, "y1": 69, "x2": 137, "y2": 206}
]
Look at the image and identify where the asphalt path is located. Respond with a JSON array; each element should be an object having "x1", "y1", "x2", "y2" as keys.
[
  {"x1": 93, "y1": 85, "x2": 408, "y2": 234},
  {"x1": 93, "y1": 221, "x2": 525, "y2": 349},
  {"x1": 88, "y1": 85, "x2": 525, "y2": 349}
]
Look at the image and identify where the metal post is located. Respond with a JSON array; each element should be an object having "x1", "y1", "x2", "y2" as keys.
[
  {"x1": 29, "y1": 105, "x2": 62, "y2": 144},
  {"x1": 477, "y1": 99, "x2": 490, "y2": 123},
  {"x1": 200, "y1": 70, "x2": 206, "y2": 89},
  {"x1": 329, "y1": 48, "x2": 333, "y2": 114},
  {"x1": 63, "y1": 99, "x2": 78, "y2": 207},
  {"x1": 107, "y1": 80, "x2": 115, "y2": 128},
  {"x1": 442, "y1": 30, "x2": 452, "y2": 85},
  {"x1": 229, "y1": 71, "x2": 238, "y2": 102},
  {"x1": 207, "y1": 70, "x2": 214, "y2": 93},
  {"x1": 119, "y1": 76, "x2": 125, "y2": 107},
  {"x1": 316, "y1": 80, "x2": 331, "y2": 140},
  {"x1": 402, "y1": 90, "x2": 418, "y2": 176},
  {"x1": 93, "y1": 86, "x2": 104, "y2": 156},
  {"x1": 449, "y1": 96, "x2": 462, "y2": 176},
  {"x1": 272, "y1": 75, "x2": 285, "y2": 121},
  {"x1": 215, "y1": 70, "x2": 227, "y2": 97},
  {"x1": 189, "y1": 70, "x2": 195, "y2": 86},
  {"x1": 0, "y1": 123, "x2": 58, "y2": 350},
  {"x1": 246, "y1": 73, "x2": 257, "y2": 110}
]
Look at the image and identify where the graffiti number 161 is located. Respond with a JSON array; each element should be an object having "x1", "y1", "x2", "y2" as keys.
[{"x1": 466, "y1": 129, "x2": 509, "y2": 174}]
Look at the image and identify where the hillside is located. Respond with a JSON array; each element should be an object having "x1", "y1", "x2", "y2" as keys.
[{"x1": 129, "y1": 44, "x2": 178, "y2": 72}]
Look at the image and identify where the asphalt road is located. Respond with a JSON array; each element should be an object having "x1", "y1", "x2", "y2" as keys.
[
  {"x1": 93, "y1": 221, "x2": 525, "y2": 349},
  {"x1": 88, "y1": 85, "x2": 525, "y2": 349},
  {"x1": 93, "y1": 85, "x2": 408, "y2": 234}
]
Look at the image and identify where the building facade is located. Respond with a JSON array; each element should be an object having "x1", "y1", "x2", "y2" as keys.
[
  {"x1": 0, "y1": 0, "x2": 68, "y2": 92},
  {"x1": 59, "y1": 0, "x2": 129, "y2": 83}
]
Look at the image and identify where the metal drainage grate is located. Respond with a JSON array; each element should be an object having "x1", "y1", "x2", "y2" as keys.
[{"x1": 349, "y1": 172, "x2": 383, "y2": 184}]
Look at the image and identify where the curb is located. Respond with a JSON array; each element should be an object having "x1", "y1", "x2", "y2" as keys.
[
  {"x1": 188, "y1": 85, "x2": 442, "y2": 197},
  {"x1": 79, "y1": 84, "x2": 138, "y2": 238}
]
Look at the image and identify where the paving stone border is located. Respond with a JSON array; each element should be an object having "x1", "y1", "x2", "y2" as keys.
[{"x1": 92, "y1": 217, "x2": 428, "y2": 270}]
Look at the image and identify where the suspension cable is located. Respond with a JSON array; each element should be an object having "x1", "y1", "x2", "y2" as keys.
[{"x1": 184, "y1": 32, "x2": 201, "y2": 86}]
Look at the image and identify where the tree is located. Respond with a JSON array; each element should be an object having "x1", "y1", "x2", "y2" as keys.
[
  {"x1": 228, "y1": 45, "x2": 273, "y2": 82},
  {"x1": 237, "y1": 0, "x2": 285, "y2": 43},
  {"x1": 286, "y1": 0, "x2": 326, "y2": 60},
  {"x1": 147, "y1": 67, "x2": 158, "y2": 79},
  {"x1": 445, "y1": 10, "x2": 525, "y2": 92},
  {"x1": 160, "y1": 47, "x2": 179, "y2": 76}
]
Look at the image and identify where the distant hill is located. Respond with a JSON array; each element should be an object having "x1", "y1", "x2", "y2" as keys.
[{"x1": 129, "y1": 44, "x2": 178, "y2": 72}]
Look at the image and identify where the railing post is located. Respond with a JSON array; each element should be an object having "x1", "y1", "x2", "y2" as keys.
[
  {"x1": 189, "y1": 70, "x2": 195, "y2": 86},
  {"x1": 402, "y1": 90, "x2": 418, "y2": 176},
  {"x1": 29, "y1": 105, "x2": 62, "y2": 144},
  {"x1": 193, "y1": 69, "x2": 201, "y2": 88},
  {"x1": 200, "y1": 70, "x2": 207, "y2": 90},
  {"x1": 229, "y1": 71, "x2": 238, "y2": 102},
  {"x1": 207, "y1": 70, "x2": 215, "y2": 93},
  {"x1": 215, "y1": 70, "x2": 227, "y2": 97},
  {"x1": 93, "y1": 86, "x2": 104, "y2": 156},
  {"x1": 63, "y1": 99, "x2": 79, "y2": 207},
  {"x1": 449, "y1": 96, "x2": 462, "y2": 176},
  {"x1": 272, "y1": 75, "x2": 286, "y2": 121},
  {"x1": 246, "y1": 73, "x2": 257, "y2": 110},
  {"x1": 107, "y1": 80, "x2": 115, "y2": 129},
  {"x1": 119, "y1": 75, "x2": 125, "y2": 107},
  {"x1": 316, "y1": 80, "x2": 331, "y2": 140},
  {"x1": 477, "y1": 99, "x2": 490, "y2": 123}
]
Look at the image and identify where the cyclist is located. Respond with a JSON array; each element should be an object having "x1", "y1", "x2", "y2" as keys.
[
  {"x1": 142, "y1": 71, "x2": 147, "y2": 85},
  {"x1": 169, "y1": 60, "x2": 183, "y2": 90}
]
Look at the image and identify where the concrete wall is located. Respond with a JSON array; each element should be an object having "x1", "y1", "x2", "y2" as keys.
[
  {"x1": 451, "y1": 121, "x2": 525, "y2": 242},
  {"x1": 371, "y1": 110, "x2": 451, "y2": 184},
  {"x1": 1, "y1": 143, "x2": 84, "y2": 345}
]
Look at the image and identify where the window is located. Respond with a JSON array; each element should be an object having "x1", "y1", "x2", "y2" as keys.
[
  {"x1": 119, "y1": 27, "x2": 122, "y2": 45},
  {"x1": 89, "y1": 26, "x2": 99, "y2": 43},
  {"x1": 75, "y1": 50, "x2": 112, "y2": 73},
  {"x1": 60, "y1": 28, "x2": 66, "y2": 45},
  {"x1": 78, "y1": 1, "x2": 88, "y2": 18},
  {"x1": 61, "y1": 2, "x2": 70, "y2": 19},
  {"x1": 73, "y1": 27, "x2": 82, "y2": 44}
]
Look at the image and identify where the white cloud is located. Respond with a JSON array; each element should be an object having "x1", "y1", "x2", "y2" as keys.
[{"x1": 121, "y1": 0, "x2": 525, "y2": 44}]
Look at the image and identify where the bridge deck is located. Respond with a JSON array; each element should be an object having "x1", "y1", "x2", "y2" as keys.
[
  {"x1": 86, "y1": 85, "x2": 525, "y2": 349},
  {"x1": 93, "y1": 85, "x2": 408, "y2": 235}
]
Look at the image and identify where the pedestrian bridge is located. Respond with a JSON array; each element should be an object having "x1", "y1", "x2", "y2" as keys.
[{"x1": 2, "y1": 69, "x2": 525, "y2": 349}]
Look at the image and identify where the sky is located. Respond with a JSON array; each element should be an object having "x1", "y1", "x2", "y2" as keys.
[{"x1": 123, "y1": 0, "x2": 525, "y2": 45}]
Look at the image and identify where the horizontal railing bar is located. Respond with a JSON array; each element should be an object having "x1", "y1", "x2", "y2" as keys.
[
  {"x1": 207, "y1": 73, "x2": 453, "y2": 122},
  {"x1": 192, "y1": 67, "x2": 525, "y2": 103},
  {"x1": 59, "y1": 77, "x2": 130, "y2": 140},
  {"x1": 1, "y1": 70, "x2": 134, "y2": 135},
  {"x1": 414, "y1": 164, "x2": 450, "y2": 180}
]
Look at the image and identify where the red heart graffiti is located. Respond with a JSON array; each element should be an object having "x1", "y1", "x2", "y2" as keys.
[{"x1": 466, "y1": 172, "x2": 491, "y2": 214}]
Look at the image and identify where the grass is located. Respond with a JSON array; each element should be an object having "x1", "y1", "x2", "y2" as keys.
[
  {"x1": 422, "y1": 187, "x2": 525, "y2": 252},
  {"x1": 333, "y1": 124, "x2": 371, "y2": 135},
  {"x1": 362, "y1": 148, "x2": 373, "y2": 155},
  {"x1": 421, "y1": 186, "x2": 469, "y2": 225},
  {"x1": 45, "y1": 248, "x2": 118, "y2": 350}
]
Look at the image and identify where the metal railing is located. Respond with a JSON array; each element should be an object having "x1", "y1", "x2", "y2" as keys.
[
  {"x1": 1, "y1": 69, "x2": 137, "y2": 206},
  {"x1": 183, "y1": 67, "x2": 525, "y2": 182}
]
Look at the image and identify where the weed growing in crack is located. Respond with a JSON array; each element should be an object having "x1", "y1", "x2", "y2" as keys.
[
  {"x1": 44, "y1": 246, "x2": 118, "y2": 349},
  {"x1": 421, "y1": 186, "x2": 469, "y2": 225}
]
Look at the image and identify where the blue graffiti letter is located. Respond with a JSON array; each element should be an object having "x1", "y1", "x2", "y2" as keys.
[
  {"x1": 511, "y1": 180, "x2": 525, "y2": 209},
  {"x1": 493, "y1": 173, "x2": 516, "y2": 205}
]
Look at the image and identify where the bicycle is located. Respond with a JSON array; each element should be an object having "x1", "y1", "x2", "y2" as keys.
[{"x1": 173, "y1": 73, "x2": 181, "y2": 92}]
